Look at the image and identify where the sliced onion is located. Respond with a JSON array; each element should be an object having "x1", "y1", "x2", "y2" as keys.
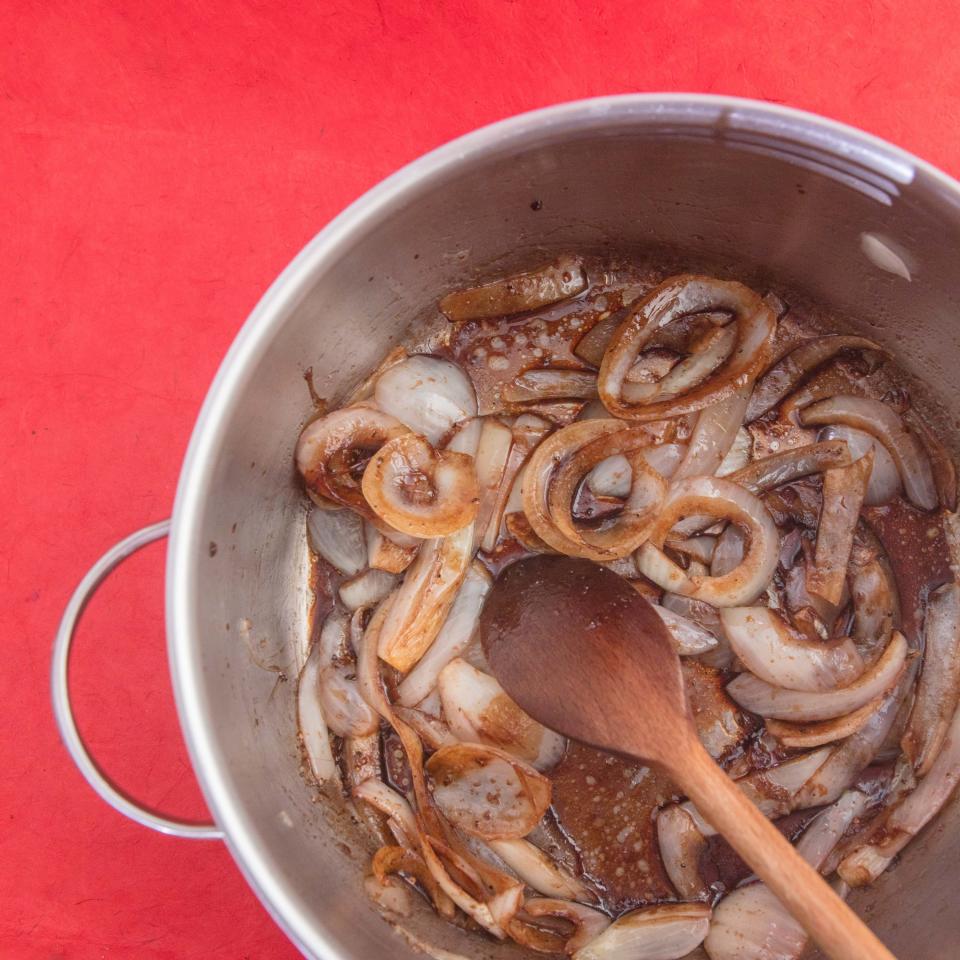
[
  {"x1": 792, "y1": 687, "x2": 903, "y2": 807},
  {"x1": 598, "y1": 275, "x2": 775, "y2": 422},
  {"x1": 297, "y1": 640, "x2": 338, "y2": 786},
  {"x1": 652, "y1": 604, "x2": 719, "y2": 656},
  {"x1": 636, "y1": 477, "x2": 779, "y2": 607},
  {"x1": 482, "y1": 415, "x2": 553, "y2": 553},
  {"x1": 374, "y1": 354, "x2": 477, "y2": 445},
  {"x1": 371, "y1": 845, "x2": 456, "y2": 919},
  {"x1": 446, "y1": 415, "x2": 483, "y2": 456},
  {"x1": 343, "y1": 346, "x2": 408, "y2": 406},
  {"x1": 489, "y1": 841, "x2": 595, "y2": 903},
  {"x1": 438, "y1": 658, "x2": 566, "y2": 770},
  {"x1": 524, "y1": 419, "x2": 666, "y2": 561},
  {"x1": 338, "y1": 567, "x2": 398, "y2": 611},
  {"x1": 472, "y1": 418, "x2": 513, "y2": 546},
  {"x1": 392, "y1": 705, "x2": 457, "y2": 749},
  {"x1": 665, "y1": 535, "x2": 716, "y2": 566},
  {"x1": 523, "y1": 898, "x2": 611, "y2": 953},
  {"x1": 819, "y1": 425, "x2": 902, "y2": 505},
  {"x1": 397, "y1": 561, "x2": 492, "y2": 708},
  {"x1": 727, "y1": 439, "x2": 851, "y2": 494},
  {"x1": 588, "y1": 453, "x2": 632, "y2": 498},
  {"x1": 766, "y1": 697, "x2": 885, "y2": 748},
  {"x1": 799, "y1": 395, "x2": 938, "y2": 510},
  {"x1": 440, "y1": 256, "x2": 587, "y2": 321},
  {"x1": 656, "y1": 804, "x2": 709, "y2": 899},
  {"x1": 673, "y1": 385, "x2": 751, "y2": 480},
  {"x1": 317, "y1": 661, "x2": 381, "y2": 737},
  {"x1": 307, "y1": 506, "x2": 367, "y2": 576},
  {"x1": 297, "y1": 406, "x2": 410, "y2": 515},
  {"x1": 377, "y1": 523, "x2": 473, "y2": 672},
  {"x1": 364, "y1": 523, "x2": 418, "y2": 573},
  {"x1": 642, "y1": 442, "x2": 687, "y2": 479},
  {"x1": 849, "y1": 534, "x2": 901, "y2": 662},
  {"x1": 716, "y1": 427, "x2": 752, "y2": 477},
  {"x1": 426, "y1": 742, "x2": 552, "y2": 840},
  {"x1": 839, "y1": 700, "x2": 960, "y2": 886},
  {"x1": 704, "y1": 792, "x2": 867, "y2": 960},
  {"x1": 902, "y1": 582, "x2": 960, "y2": 775},
  {"x1": 502, "y1": 368, "x2": 599, "y2": 403},
  {"x1": 710, "y1": 524, "x2": 745, "y2": 577},
  {"x1": 573, "y1": 903, "x2": 711, "y2": 960},
  {"x1": 355, "y1": 778, "x2": 419, "y2": 845},
  {"x1": 362, "y1": 433, "x2": 479, "y2": 537},
  {"x1": 720, "y1": 607, "x2": 864, "y2": 692},
  {"x1": 363, "y1": 872, "x2": 413, "y2": 917},
  {"x1": 746, "y1": 335, "x2": 887, "y2": 421},
  {"x1": 904, "y1": 408, "x2": 958, "y2": 510},
  {"x1": 727, "y1": 631, "x2": 908, "y2": 721}
]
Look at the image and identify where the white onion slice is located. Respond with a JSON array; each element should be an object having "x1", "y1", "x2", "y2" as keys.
[
  {"x1": 652, "y1": 604, "x2": 719, "y2": 655},
  {"x1": 502, "y1": 368, "x2": 599, "y2": 402},
  {"x1": 374, "y1": 354, "x2": 477, "y2": 445},
  {"x1": 588, "y1": 453, "x2": 632, "y2": 498},
  {"x1": 438, "y1": 658, "x2": 566, "y2": 770},
  {"x1": 656, "y1": 804, "x2": 709, "y2": 899},
  {"x1": 727, "y1": 439, "x2": 851, "y2": 494},
  {"x1": 364, "y1": 873, "x2": 413, "y2": 917},
  {"x1": 397, "y1": 562, "x2": 492, "y2": 708},
  {"x1": 364, "y1": 523, "x2": 418, "y2": 573},
  {"x1": 338, "y1": 567, "x2": 398, "y2": 611},
  {"x1": 799, "y1": 395, "x2": 937, "y2": 510},
  {"x1": 720, "y1": 607, "x2": 864, "y2": 692},
  {"x1": 473, "y1": 418, "x2": 513, "y2": 546},
  {"x1": 354, "y1": 778, "x2": 419, "y2": 845},
  {"x1": 307, "y1": 506, "x2": 367, "y2": 576},
  {"x1": 392, "y1": 705, "x2": 457, "y2": 749},
  {"x1": 637, "y1": 477, "x2": 779, "y2": 607},
  {"x1": 573, "y1": 903, "x2": 711, "y2": 960},
  {"x1": 727, "y1": 632, "x2": 908, "y2": 722},
  {"x1": 765, "y1": 697, "x2": 885, "y2": 749},
  {"x1": 296, "y1": 641, "x2": 338, "y2": 785},
  {"x1": 317, "y1": 661, "x2": 381, "y2": 737},
  {"x1": 819, "y1": 425, "x2": 902, "y2": 505},
  {"x1": 490, "y1": 841, "x2": 595, "y2": 902},
  {"x1": 673, "y1": 385, "x2": 750, "y2": 480},
  {"x1": 377, "y1": 523, "x2": 473, "y2": 672},
  {"x1": 641, "y1": 442, "x2": 687, "y2": 479},
  {"x1": 523, "y1": 898, "x2": 611, "y2": 953},
  {"x1": 716, "y1": 427, "x2": 752, "y2": 477},
  {"x1": 902, "y1": 582, "x2": 960, "y2": 775},
  {"x1": 426, "y1": 742, "x2": 552, "y2": 840},
  {"x1": 839, "y1": 700, "x2": 960, "y2": 886}
]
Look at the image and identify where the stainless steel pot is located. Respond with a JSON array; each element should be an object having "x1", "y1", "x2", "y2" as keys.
[{"x1": 52, "y1": 94, "x2": 960, "y2": 960}]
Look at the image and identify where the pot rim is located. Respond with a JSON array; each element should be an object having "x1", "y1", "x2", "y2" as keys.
[{"x1": 165, "y1": 93, "x2": 960, "y2": 960}]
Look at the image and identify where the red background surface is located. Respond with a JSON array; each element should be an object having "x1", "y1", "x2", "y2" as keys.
[{"x1": 5, "y1": 1, "x2": 960, "y2": 957}]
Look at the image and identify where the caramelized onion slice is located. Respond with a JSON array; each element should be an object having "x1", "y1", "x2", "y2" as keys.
[
  {"x1": 727, "y1": 439, "x2": 852, "y2": 494},
  {"x1": 377, "y1": 523, "x2": 473, "y2": 672},
  {"x1": 338, "y1": 567, "x2": 398, "y2": 611},
  {"x1": 902, "y1": 582, "x2": 960, "y2": 775},
  {"x1": 489, "y1": 841, "x2": 595, "y2": 903},
  {"x1": 720, "y1": 607, "x2": 863, "y2": 692},
  {"x1": 573, "y1": 903, "x2": 711, "y2": 960},
  {"x1": 364, "y1": 523, "x2": 419, "y2": 573},
  {"x1": 904, "y1": 408, "x2": 958, "y2": 510},
  {"x1": 672, "y1": 385, "x2": 751, "y2": 480},
  {"x1": 362, "y1": 433, "x2": 479, "y2": 537},
  {"x1": 653, "y1": 604, "x2": 719, "y2": 656},
  {"x1": 397, "y1": 562, "x2": 492, "y2": 708},
  {"x1": 598, "y1": 275, "x2": 775, "y2": 421},
  {"x1": 438, "y1": 658, "x2": 566, "y2": 770},
  {"x1": 502, "y1": 369, "x2": 599, "y2": 403},
  {"x1": 799, "y1": 395, "x2": 938, "y2": 510},
  {"x1": 656, "y1": 805, "x2": 709, "y2": 900},
  {"x1": 355, "y1": 778, "x2": 419, "y2": 844},
  {"x1": 523, "y1": 898, "x2": 611, "y2": 954},
  {"x1": 727, "y1": 631, "x2": 908, "y2": 722},
  {"x1": 371, "y1": 845, "x2": 455, "y2": 919},
  {"x1": 297, "y1": 406, "x2": 410, "y2": 514},
  {"x1": 819, "y1": 425, "x2": 902, "y2": 506},
  {"x1": 441, "y1": 256, "x2": 587, "y2": 321},
  {"x1": 374, "y1": 354, "x2": 478, "y2": 445},
  {"x1": 637, "y1": 477, "x2": 779, "y2": 607},
  {"x1": 746, "y1": 335, "x2": 888, "y2": 421},
  {"x1": 426, "y1": 742, "x2": 552, "y2": 840},
  {"x1": 766, "y1": 697, "x2": 885, "y2": 748}
]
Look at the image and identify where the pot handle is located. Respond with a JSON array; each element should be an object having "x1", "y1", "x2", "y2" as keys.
[{"x1": 51, "y1": 519, "x2": 224, "y2": 840}]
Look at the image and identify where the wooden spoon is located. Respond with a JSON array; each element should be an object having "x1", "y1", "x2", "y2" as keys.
[{"x1": 478, "y1": 554, "x2": 896, "y2": 960}]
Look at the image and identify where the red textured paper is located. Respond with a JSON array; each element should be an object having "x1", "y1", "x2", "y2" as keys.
[{"x1": 4, "y1": 2, "x2": 960, "y2": 957}]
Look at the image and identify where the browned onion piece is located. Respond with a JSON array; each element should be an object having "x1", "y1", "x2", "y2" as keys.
[
  {"x1": 575, "y1": 313, "x2": 620, "y2": 367},
  {"x1": 574, "y1": 903, "x2": 711, "y2": 960},
  {"x1": 426, "y1": 742, "x2": 552, "y2": 840},
  {"x1": 523, "y1": 419, "x2": 666, "y2": 561},
  {"x1": 522, "y1": 899, "x2": 611, "y2": 954},
  {"x1": 364, "y1": 524, "x2": 419, "y2": 573},
  {"x1": 656, "y1": 804, "x2": 709, "y2": 900},
  {"x1": 376, "y1": 523, "x2": 473, "y2": 672},
  {"x1": 372, "y1": 845, "x2": 456, "y2": 919},
  {"x1": 727, "y1": 631, "x2": 908, "y2": 721},
  {"x1": 727, "y1": 439, "x2": 852, "y2": 493},
  {"x1": 362, "y1": 433, "x2": 478, "y2": 537},
  {"x1": 818, "y1": 425, "x2": 902, "y2": 506},
  {"x1": 501, "y1": 368, "x2": 599, "y2": 403},
  {"x1": 297, "y1": 406, "x2": 410, "y2": 516},
  {"x1": 505, "y1": 511, "x2": 554, "y2": 553},
  {"x1": 672, "y1": 384, "x2": 751, "y2": 480},
  {"x1": 838, "y1": 701, "x2": 960, "y2": 887},
  {"x1": 849, "y1": 534, "x2": 901, "y2": 664},
  {"x1": 472, "y1": 418, "x2": 513, "y2": 547},
  {"x1": 489, "y1": 840, "x2": 595, "y2": 902},
  {"x1": 902, "y1": 582, "x2": 960, "y2": 775},
  {"x1": 440, "y1": 256, "x2": 587, "y2": 321},
  {"x1": 904, "y1": 408, "x2": 959, "y2": 510},
  {"x1": 766, "y1": 697, "x2": 885, "y2": 748},
  {"x1": 720, "y1": 607, "x2": 864, "y2": 692},
  {"x1": 598, "y1": 275, "x2": 775, "y2": 421},
  {"x1": 745, "y1": 335, "x2": 888, "y2": 422},
  {"x1": 806, "y1": 449, "x2": 873, "y2": 606},
  {"x1": 636, "y1": 477, "x2": 779, "y2": 607},
  {"x1": 799, "y1": 395, "x2": 938, "y2": 510}
]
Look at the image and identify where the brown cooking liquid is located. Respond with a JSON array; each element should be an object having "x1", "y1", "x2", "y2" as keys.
[{"x1": 317, "y1": 257, "x2": 956, "y2": 918}]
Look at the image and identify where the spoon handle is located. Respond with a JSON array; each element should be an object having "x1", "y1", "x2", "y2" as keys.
[{"x1": 675, "y1": 738, "x2": 896, "y2": 960}]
